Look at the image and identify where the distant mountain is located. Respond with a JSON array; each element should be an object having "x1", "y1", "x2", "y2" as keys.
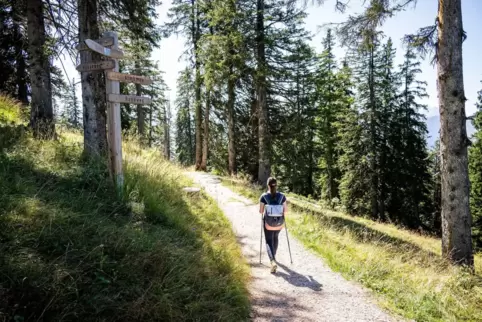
[{"x1": 426, "y1": 115, "x2": 476, "y2": 148}]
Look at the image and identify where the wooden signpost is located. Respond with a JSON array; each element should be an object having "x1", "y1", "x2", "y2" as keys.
[
  {"x1": 108, "y1": 94, "x2": 152, "y2": 105},
  {"x1": 85, "y1": 39, "x2": 124, "y2": 59},
  {"x1": 106, "y1": 71, "x2": 153, "y2": 85},
  {"x1": 76, "y1": 37, "x2": 114, "y2": 51},
  {"x1": 76, "y1": 31, "x2": 154, "y2": 194},
  {"x1": 75, "y1": 60, "x2": 115, "y2": 72}
]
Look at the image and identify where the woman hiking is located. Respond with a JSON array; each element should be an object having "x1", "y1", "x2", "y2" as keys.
[{"x1": 259, "y1": 177, "x2": 287, "y2": 273}]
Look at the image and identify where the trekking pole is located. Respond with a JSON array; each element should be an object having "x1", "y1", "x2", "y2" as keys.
[
  {"x1": 285, "y1": 221, "x2": 293, "y2": 264},
  {"x1": 259, "y1": 215, "x2": 263, "y2": 263}
]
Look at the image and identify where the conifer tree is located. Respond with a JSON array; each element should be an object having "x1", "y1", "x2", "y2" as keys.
[
  {"x1": 339, "y1": 36, "x2": 384, "y2": 218},
  {"x1": 469, "y1": 85, "x2": 482, "y2": 249},
  {"x1": 175, "y1": 68, "x2": 195, "y2": 166},
  {"x1": 391, "y1": 47, "x2": 432, "y2": 228},
  {"x1": 429, "y1": 139, "x2": 442, "y2": 234},
  {"x1": 315, "y1": 29, "x2": 342, "y2": 202},
  {"x1": 27, "y1": 0, "x2": 55, "y2": 139},
  {"x1": 59, "y1": 78, "x2": 81, "y2": 128}
]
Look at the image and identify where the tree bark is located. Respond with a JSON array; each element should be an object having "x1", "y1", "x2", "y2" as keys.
[
  {"x1": 163, "y1": 100, "x2": 171, "y2": 160},
  {"x1": 186, "y1": 98, "x2": 194, "y2": 164},
  {"x1": 227, "y1": 71, "x2": 236, "y2": 175},
  {"x1": 250, "y1": 85, "x2": 259, "y2": 180},
  {"x1": 200, "y1": 90, "x2": 210, "y2": 171},
  {"x1": 135, "y1": 61, "x2": 145, "y2": 139},
  {"x1": 256, "y1": 0, "x2": 270, "y2": 186},
  {"x1": 368, "y1": 42, "x2": 379, "y2": 219},
  {"x1": 27, "y1": 0, "x2": 54, "y2": 139},
  {"x1": 437, "y1": 0, "x2": 473, "y2": 266},
  {"x1": 71, "y1": 78, "x2": 80, "y2": 128},
  {"x1": 192, "y1": 0, "x2": 203, "y2": 170},
  {"x1": 12, "y1": 3, "x2": 29, "y2": 106},
  {"x1": 78, "y1": 0, "x2": 107, "y2": 156},
  {"x1": 148, "y1": 93, "x2": 153, "y2": 147},
  {"x1": 136, "y1": 83, "x2": 144, "y2": 137}
]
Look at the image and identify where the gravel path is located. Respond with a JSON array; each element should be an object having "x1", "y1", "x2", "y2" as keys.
[{"x1": 189, "y1": 172, "x2": 402, "y2": 322}]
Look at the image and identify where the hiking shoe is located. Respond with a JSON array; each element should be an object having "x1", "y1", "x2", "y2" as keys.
[{"x1": 270, "y1": 260, "x2": 277, "y2": 274}]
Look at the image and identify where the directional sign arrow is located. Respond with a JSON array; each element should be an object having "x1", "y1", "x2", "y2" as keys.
[
  {"x1": 85, "y1": 39, "x2": 124, "y2": 59},
  {"x1": 108, "y1": 94, "x2": 152, "y2": 105},
  {"x1": 76, "y1": 60, "x2": 115, "y2": 72},
  {"x1": 106, "y1": 71, "x2": 153, "y2": 85},
  {"x1": 76, "y1": 37, "x2": 114, "y2": 51}
]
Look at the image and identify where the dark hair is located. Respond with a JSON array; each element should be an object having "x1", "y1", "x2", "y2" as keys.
[{"x1": 267, "y1": 177, "x2": 277, "y2": 187}]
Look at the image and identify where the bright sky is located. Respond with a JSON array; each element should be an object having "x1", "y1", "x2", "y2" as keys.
[{"x1": 59, "y1": 0, "x2": 482, "y2": 117}]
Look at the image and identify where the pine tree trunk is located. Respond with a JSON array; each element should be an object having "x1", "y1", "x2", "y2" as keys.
[
  {"x1": 250, "y1": 86, "x2": 259, "y2": 180},
  {"x1": 135, "y1": 61, "x2": 145, "y2": 139},
  {"x1": 187, "y1": 99, "x2": 194, "y2": 165},
  {"x1": 136, "y1": 83, "x2": 144, "y2": 137},
  {"x1": 27, "y1": 0, "x2": 54, "y2": 139},
  {"x1": 149, "y1": 95, "x2": 153, "y2": 147},
  {"x1": 192, "y1": 0, "x2": 203, "y2": 170},
  {"x1": 72, "y1": 81, "x2": 79, "y2": 128},
  {"x1": 15, "y1": 44, "x2": 28, "y2": 106},
  {"x1": 437, "y1": 0, "x2": 473, "y2": 266},
  {"x1": 368, "y1": 43, "x2": 379, "y2": 219},
  {"x1": 201, "y1": 90, "x2": 210, "y2": 171},
  {"x1": 78, "y1": 0, "x2": 107, "y2": 156},
  {"x1": 256, "y1": 0, "x2": 270, "y2": 186},
  {"x1": 12, "y1": 3, "x2": 29, "y2": 106},
  {"x1": 307, "y1": 128, "x2": 314, "y2": 197},
  {"x1": 164, "y1": 100, "x2": 171, "y2": 160},
  {"x1": 227, "y1": 70, "x2": 236, "y2": 175}
]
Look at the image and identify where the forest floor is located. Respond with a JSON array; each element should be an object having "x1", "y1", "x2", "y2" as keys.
[{"x1": 189, "y1": 171, "x2": 403, "y2": 322}]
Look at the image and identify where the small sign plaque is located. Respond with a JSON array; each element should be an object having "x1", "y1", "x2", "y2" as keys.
[
  {"x1": 85, "y1": 39, "x2": 124, "y2": 59},
  {"x1": 76, "y1": 37, "x2": 114, "y2": 51},
  {"x1": 76, "y1": 60, "x2": 115, "y2": 72},
  {"x1": 108, "y1": 94, "x2": 152, "y2": 105},
  {"x1": 106, "y1": 72, "x2": 153, "y2": 85}
]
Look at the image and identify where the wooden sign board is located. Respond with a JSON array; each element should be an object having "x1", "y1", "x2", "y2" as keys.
[
  {"x1": 76, "y1": 37, "x2": 114, "y2": 51},
  {"x1": 106, "y1": 71, "x2": 153, "y2": 85},
  {"x1": 76, "y1": 60, "x2": 115, "y2": 72},
  {"x1": 108, "y1": 94, "x2": 152, "y2": 105},
  {"x1": 85, "y1": 39, "x2": 124, "y2": 59}
]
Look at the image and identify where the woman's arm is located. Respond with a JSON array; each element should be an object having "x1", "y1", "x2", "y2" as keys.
[
  {"x1": 283, "y1": 201, "x2": 287, "y2": 216},
  {"x1": 259, "y1": 203, "x2": 265, "y2": 215}
]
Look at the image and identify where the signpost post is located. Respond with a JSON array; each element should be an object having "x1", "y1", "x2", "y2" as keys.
[
  {"x1": 102, "y1": 31, "x2": 123, "y2": 193},
  {"x1": 76, "y1": 31, "x2": 154, "y2": 195}
]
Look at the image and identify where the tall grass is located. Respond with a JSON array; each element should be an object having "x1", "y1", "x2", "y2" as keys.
[
  {"x1": 0, "y1": 102, "x2": 250, "y2": 321},
  {"x1": 222, "y1": 177, "x2": 482, "y2": 322},
  {"x1": 0, "y1": 96, "x2": 26, "y2": 125}
]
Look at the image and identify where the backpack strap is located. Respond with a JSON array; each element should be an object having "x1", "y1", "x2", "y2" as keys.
[
  {"x1": 262, "y1": 194, "x2": 269, "y2": 206},
  {"x1": 277, "y1": 193, "x2": 284, "y2": 205}
]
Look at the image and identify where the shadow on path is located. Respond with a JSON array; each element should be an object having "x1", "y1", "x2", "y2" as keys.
[
  {"x1": 275, "y1": 262, "x2": 323, "y2": 292},
  {"x1": 251, "y1": 290, "x2": 311, "y2": 321}
]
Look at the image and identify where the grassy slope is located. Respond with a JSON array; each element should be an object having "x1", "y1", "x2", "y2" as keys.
[
  {"x1": 0, "y1": 98, "x2": 250, "y2": 321},
  {"x1": 222, "y1": 177, "x2": 482, "y2": 322}
]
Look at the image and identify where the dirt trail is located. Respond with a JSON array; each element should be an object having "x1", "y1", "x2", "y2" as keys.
[{"x1": 189, "y1": 172, "x2": 402, "y2": 322}]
